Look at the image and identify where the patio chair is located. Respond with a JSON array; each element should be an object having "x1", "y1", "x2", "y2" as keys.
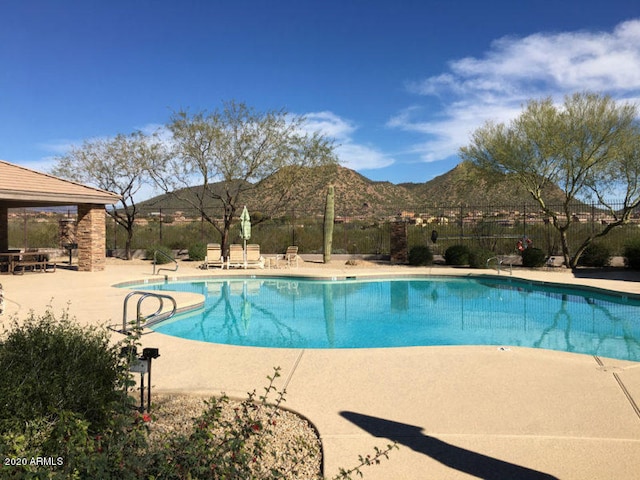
[
  {"x1": 227, "y1": 244, "x2": 244, "y2": 269},
  {"x1": 245, "y1": 244, "x2": 265, "y2": 269},
  {"x1": 202, "y1": 243, "x2": 224, "y2": 269},
  {"x1": 283, "y1": 245, "x2": 299, "y2": 268}
]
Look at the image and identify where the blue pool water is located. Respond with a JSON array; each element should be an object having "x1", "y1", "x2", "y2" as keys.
[{"x1": 133, "y1": 276, "x2": 640, "y2": 361}]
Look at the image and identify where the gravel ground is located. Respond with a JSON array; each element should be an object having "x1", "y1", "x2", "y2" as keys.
[{"x1": 149, "y1": 393, "x2": 323, "y2": 479}]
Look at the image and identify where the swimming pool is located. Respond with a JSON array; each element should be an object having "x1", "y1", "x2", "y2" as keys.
[{"x1": 133, "y1": 276, "x2": 640, "y2": 361}]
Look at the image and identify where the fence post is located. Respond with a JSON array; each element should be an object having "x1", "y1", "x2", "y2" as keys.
[
  {"x1": 390, "y1": 220, "x2": 408, "y2": 264},
  {"x1": 291, "y1": 208, "x2": 296, "y2": 246},
  {"x1": 23, "y1": 208, "x2": 28, "y2": 250}
]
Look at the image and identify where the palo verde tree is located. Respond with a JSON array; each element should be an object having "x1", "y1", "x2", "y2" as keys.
[
  {"x1": 52, "y1": 131, "x2": 166, "y2": 260},
  {"x1": 460, "y1": 92, "x2": 640, "y2": 268},
  {"x1": 153, "y1": 100, "x2": 337, "y2": 255}
]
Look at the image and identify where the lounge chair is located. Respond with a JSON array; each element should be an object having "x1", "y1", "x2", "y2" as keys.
[
  {"x1": 245, "y1": 244, "x2": 265, "y2": 269},
  {"x1": 282, "y1": 245, "x2": 299, "y2": 268},
  {"x1": 227, "y1": 244, "x2": 245, "y2": 269},
  {"x1": 202, "y1": 243, "x2": 224, "y2": 269}
]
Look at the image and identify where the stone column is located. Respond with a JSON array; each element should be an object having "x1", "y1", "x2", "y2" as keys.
[
  {"x1": 390, "y1": 220, "x2": 408, "y2": 264},
  {"x1": 77, "y1": 204, "x2": 106, "y2": 272},
  {"x1": 0, "y1": 206, "x2": 7, "y2": 252}
]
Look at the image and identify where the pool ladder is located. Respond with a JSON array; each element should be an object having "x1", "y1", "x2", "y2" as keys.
[
  {"x1": 115, "y1": 291, "x2": 178, "y2": 334},
  {"x1": 486, "y1": 256, "x2": 512, "y2": 275}
]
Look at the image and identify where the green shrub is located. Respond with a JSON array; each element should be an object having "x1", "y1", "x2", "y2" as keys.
[
  {"x1": 146, "y1": 245, "x2": 174, "y2": 264},
  {"x1": 188, "y1": 242, "x2": 207, "y2": 261},
  {"x1": 408, "y1": 245, "x2": 433, "y2": 266},
  {"x1": 445, "y1": 245, "x2": 471, "y2": 265},
  {"x1": 0, "y1": 311, "x2": 155, "y2": 479},
  {"x1": 468, "y1": 248, "x2": 495, "y2": 269},
  {"x1": 168, "y1": 240, "x2": 187, "y2": 251},
  {"x1": 521, "y1": 247, "x2": 547, "y2": 267},
  {"x1": 0, "y1": 308, "x2": 130, "y2": 433},
  {"x1": 1, "y1": 405, "x2": 153, "y2": 479},
  {"x1": 578, "y1": 243, "x2": 611, "y2": 267},
  {"x1": 624, "y1": 239, "x2": 640, "y2": 269}
]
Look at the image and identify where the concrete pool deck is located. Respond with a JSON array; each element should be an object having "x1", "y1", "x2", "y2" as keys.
[{"x1": 1, "y1": 258, "x2": 639, "y2": 479}]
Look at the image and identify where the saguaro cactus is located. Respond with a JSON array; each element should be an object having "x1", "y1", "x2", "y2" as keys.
[{"x1": 323, "y1": 185, "x2": 335, "y2": 263}]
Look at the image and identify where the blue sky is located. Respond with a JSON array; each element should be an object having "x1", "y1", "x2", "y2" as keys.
[{"x1": 2, "y1": 0, "x2": 640, "y2": 198}]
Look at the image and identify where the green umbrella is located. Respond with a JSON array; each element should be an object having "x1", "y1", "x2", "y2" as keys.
[{"x1": 240, "y1": 206, "x2": 251, "y2": 240}]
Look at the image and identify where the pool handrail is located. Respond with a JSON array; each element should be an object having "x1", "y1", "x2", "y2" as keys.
[
  {"x1": 119, "y1": 290, "x2": 177, "y2": 334},
  {"x1": 486, "y1": 256, "x2": 512, "y2": 275},
  {"x1": 153, "y1": 249, "x2": 178, "y2": 275}
]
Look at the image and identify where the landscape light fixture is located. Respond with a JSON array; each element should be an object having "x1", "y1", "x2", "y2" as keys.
[{"x1": 130, "y1": 347, "x2": 160, "y2": 413}]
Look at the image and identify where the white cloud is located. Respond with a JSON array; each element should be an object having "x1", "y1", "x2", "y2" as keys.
[
  {"x1": 16, "y1": 158, "x2": 61, "y2": 174},
  {"x1": 138, "y1": 123, "x2": 175, "y2": 146},
  {"x1": 304, "y1": 111, "x2": 395, "y2": 170},
  {"x1": 395, "y1": 18, "x2": 640, "y2": 163},
  {"x1": 36, "y1": 140, "x2": 77, "y2": 156},
  {"x1": 335, "y1": 143, "x2": 394, "y2": 170},
  {"x1": 303, "y1": 111, "x2": 356, "y2": 140}
]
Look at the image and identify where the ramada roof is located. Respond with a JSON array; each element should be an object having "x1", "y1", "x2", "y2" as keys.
[{"x1": 0, "y1": 160, "x2": 120, "y2": 207}]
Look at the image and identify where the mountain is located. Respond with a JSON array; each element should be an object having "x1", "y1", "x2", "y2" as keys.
[
  {"x1": 399, "y1": 161, "x2": 568, "y2": 207},
  {"x1": 251, "y1": 165, "x2": 415, "y2": 216},
  {"x1": 136, "y1": 161, "x2": 573, "y2": 218},
  {"x1": 137, "y1": 165, "x2": 415, "y2": 217}
]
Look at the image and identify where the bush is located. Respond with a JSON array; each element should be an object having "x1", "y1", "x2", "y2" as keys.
[
  {"x1": 444, "y1": 245, "x2": 471, "y2": 266},
  {"x1": 0, "y1": 309, "x2": 155, "y2": 479},
  {"x1": 188, "y1": 242, "x2": 207, "y2": 261},
  {"x1": 578, "y1": 243, "x2": 611, "y2": 267},
  {"x1": 0, "y1": 308, "x2": 129, "y2": 433},
  {"x1": 624, "y1": 239, "x2": 640, "y2": 269},
  {"x1": 0, "y1": 408, "x2": 152, "y2": 479},
  {"x1": 521, "y1": 247, "x2": 547, "y2": 267},
  {"x1": 408, "y1": 245, "x2": 433, "y2": 266},
  {"x1": 146, "y1": 245, "x2": 174, "y2": 264},
  {"x1": 468, "y1": 248, "x2": 495, "y2": 269}
]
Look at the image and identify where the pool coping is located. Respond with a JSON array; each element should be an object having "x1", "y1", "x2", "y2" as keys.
[{"x1": 115, "y1": 269, "x2": 640, "y2": 299}]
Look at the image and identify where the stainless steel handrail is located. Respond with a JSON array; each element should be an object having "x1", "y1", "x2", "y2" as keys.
[
  {"x1": 486, "y1": 256, "x2": 512, "y2": 275},
  {"x1": 153, "y1": 250, "x2": 178, "y2": 275},
  {"x1": 486, "y1": 256, "x2": 500, "y2": 273},
  {"x1": 121, "y1": 290, "x2": 177, "y2": 333}
]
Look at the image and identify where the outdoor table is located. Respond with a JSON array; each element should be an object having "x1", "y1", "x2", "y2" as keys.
[
  {"x1": 265, "y1": 256, "x2": 279, "y2": 269},
  {"x1": 0, "y1": 252, "x2": 47, "y2": 274}
]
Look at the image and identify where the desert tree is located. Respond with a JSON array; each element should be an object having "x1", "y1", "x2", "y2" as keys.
[
  {"x1": 52, "y1": 131, "x2": 166, "y2": 260},
  {"x1": 152, "y1": 100, "x2": 338, "y2": 255},
  {"x1": 460, "y1": 92, "x2": 640, "y2": 268}
]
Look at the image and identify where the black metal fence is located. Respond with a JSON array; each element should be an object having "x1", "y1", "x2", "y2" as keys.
[
  {"x1": 7, "y1": 201, "x2": 640, "y2": 257},
  {"x1": 106, "y1": 207, "x2": 392, "y2": 256}
]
